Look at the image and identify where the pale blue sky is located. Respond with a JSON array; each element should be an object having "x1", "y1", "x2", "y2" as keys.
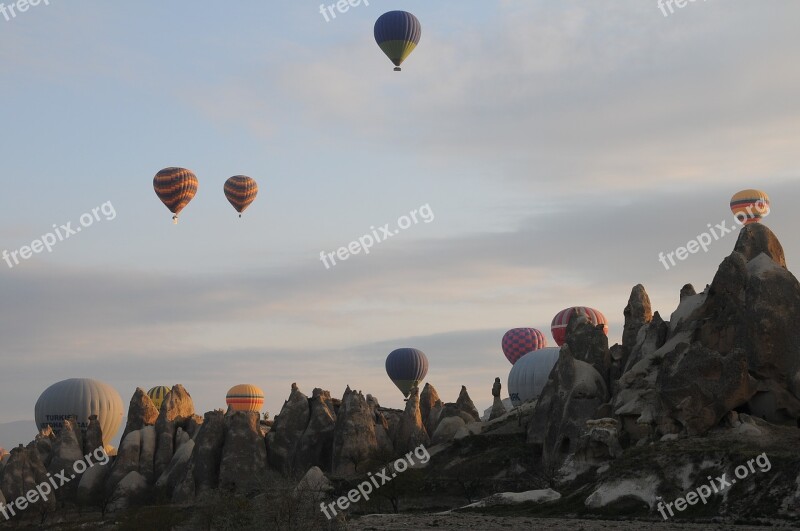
[{"x1": 1, "y1": 1, "x2": 799, "y2": 444}]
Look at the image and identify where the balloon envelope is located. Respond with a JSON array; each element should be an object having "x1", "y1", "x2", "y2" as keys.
[
  {"x1": 147, "y1": 386, "x2": 170, "y2": 411},
  {"x1": 374, "y1": 11, "x2": 422, "y2": 71},
  {"x1": 385, "y1": 348, "x2": 428, "y2": 397},
  {"x1": 226, "y1": 384, "x2": 265, "y2": 412},
  {"x1": 502, "y1": 328, "x2": 547, "y2": 365},
  {"x1": 507, "y1": 348, "x2": 560, "y2": 407},
  {"x1": 551, "y1": 307, "x2": 608, "y2": 346},
  {"x1": 730, "y1": 189, "x2": 770, "y2": 225},
  {"x1": 224, "y1": 175, "x2": 258, "y2": 216},
  {"x1": 34, "y1": 378, "x2": 124, "y2": 446},
  {"x1": 153, "y1": 167, "x2": 198, "y2": 222}
]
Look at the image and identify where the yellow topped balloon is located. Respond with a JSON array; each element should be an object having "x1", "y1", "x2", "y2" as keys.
[
  {"x1": 730, "y1": 189, "x2": 770, "y2": 225},
  {"x1": 147, "y1": 386, "x2": 170, "y2": 410}
]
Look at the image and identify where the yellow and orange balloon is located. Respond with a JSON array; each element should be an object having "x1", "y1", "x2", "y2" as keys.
[
  {"x1": 153, "y1": 167, "x2": 198, "y2": 224},
  {"x1": 730, "y1": 189, "x2": 770, "y2": 225},
  {"x1": 224, "y1": 176, "x2": 259, "y2": 218},
  {"x1": 225, "y1": 384, "x2": 265, "y2": 412}
]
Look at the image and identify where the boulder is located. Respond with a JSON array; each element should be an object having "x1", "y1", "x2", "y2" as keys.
[
  {"x1": 431, "y1": 416, "x2": 466, "y2": 445},
  {"x1": 294, "y1": 465, "x2": 333, "y2": 500},
  {"x1": 108, "y1": 471, "x2": 148, "y2": 512},
  {"x1": 155, "y1": 439, "x2": 194, "y2": 494},
  {"x1": 77, "y1": 459, "x2": 112, "y2": 506}
]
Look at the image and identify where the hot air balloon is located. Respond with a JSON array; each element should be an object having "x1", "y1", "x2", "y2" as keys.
[
  {"x1": 224, "y1": 175, "x2": 259, "y2": 218},
  {"x1": 507, "y1": 348, "x2": 560, "y2": 408},
  {"x1": 147, "y1": 385, "x2": 170, "y2": 411},
  {"x1": 385, "y1": 348, "x2": 428, "y2": 398},
  {"x1": 153, "y1": 167, "x2": 199, "y2": 224},
  {"x1": 374, "y1": 11, "x2": 422, "y2": 71},
  {"x1": 34, "y1": 378, "x2": 124, "y2": 446},
  {"x1": 730, "y1": 189, "x2": 770, "y2": 225},
  {"x1": 551, "y1": 307, "x2": 608, "y2": 347},
  {"x1": 502, "y1": 328, "x2": 547, "y2": 365},
  {"x1": 225, "y1": 384, "x2": 265, "y2": 412}
]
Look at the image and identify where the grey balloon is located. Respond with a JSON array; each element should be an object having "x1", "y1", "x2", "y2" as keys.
[
  {"x1": 34, "y1": 378, "x2": 124, "y2": 446},
  {"x1": 507, "y1": 348, "x2": 560, "y2": 408}
]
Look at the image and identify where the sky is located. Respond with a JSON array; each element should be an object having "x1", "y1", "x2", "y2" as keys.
[{"x1": 1, "y1": 1, "x2": 799, "y2": 444}]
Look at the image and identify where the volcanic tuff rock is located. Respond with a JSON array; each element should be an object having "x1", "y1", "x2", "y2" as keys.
[
  {"x1": 47, "y1": 418, "x2": 85, "y2": 501},
  {"x1": 419, "y1": 382, "x2": 441, "y2": 427},
  {"x1": 392, "y1": 386, "x2": 430, "y2": 454},
  {"x1": 332, "y1": 387, "x2": 378, "y2": 476},
  {"x1": 265, "y1": 384, "x2": 310, "y2": 476},
  {"x1": 0, "y1": 444, "x2": 56, "y2": 513},
  {"x1": 613, "y1": 224, "x2": 800, "y2": 439},
  {"x1": 219, "y1": 410, "x2": 267, "y2": 494},
  {"x1": 456, "y1": 385, "x2": 481, "y2": 422},
  {"x1": 119, "y1": 387, "x2": 159, "y2": 446},
  {"x1": 154, "y1": 385, "x2": 198, "y2": 480},
  {"x1": 85, "y1": 415, "x2": 104, "y2": 456},
  {"x1": 528, "y1": 345, "x2": 610, "y2": 470},
  {"x1": 294, "y1": 388, "x2": 337, "y2": 473},
  {"x1": 172, "y1": 410, "x2": 225, "y2": 502}
]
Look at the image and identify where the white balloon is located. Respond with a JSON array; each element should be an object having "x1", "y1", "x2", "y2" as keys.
[
  {"x1": 34, "y1": 378, "x2": 124, "y2": 446},
  {"x1": 507, "y1": 348, "x2": 560, "y2": 408}
]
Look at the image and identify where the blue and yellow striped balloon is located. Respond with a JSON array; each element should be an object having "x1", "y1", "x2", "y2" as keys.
[
  {"x1": 374, "y1": 11, "x2": 422, "y2": 72},
  {"x1": 385, "y1": 348, "x2": 428, "y2": 397},
  {"x1": 147, "y1": 386, "x2": 170, "y2": 411}
]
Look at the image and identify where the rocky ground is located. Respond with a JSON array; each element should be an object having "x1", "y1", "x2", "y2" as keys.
[{"x1": 350, "y1": 513, "x2": 788, "y2": 530}]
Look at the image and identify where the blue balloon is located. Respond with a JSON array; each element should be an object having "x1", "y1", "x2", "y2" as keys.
[
  {"x1": 374, "y1": 11, "x2": 422, "y2": 71},
  {"x1": 385, "y1": 348, "x2": 429, "y2": 397}
]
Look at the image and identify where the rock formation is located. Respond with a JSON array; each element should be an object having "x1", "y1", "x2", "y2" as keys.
[
  {"x1": 392, "y1": 386, "x2": 430, "y2": 454},
  {"x1": 331, "y1": 387, "x2": 378, "y2": 476}
]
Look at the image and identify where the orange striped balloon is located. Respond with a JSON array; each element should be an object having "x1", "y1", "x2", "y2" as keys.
[
  {"x1": 730, "y1": 189, "x2": 770, "y2": 225},
  {"x1": 225, "y1": 384, "x2": 264, "y2": 412},
  {"x1": 153, "y1": 167, "x2": 198, "y2": 224},
  {"x1": 224, "y1": 176, "x2": 258, "y2": 218}
]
